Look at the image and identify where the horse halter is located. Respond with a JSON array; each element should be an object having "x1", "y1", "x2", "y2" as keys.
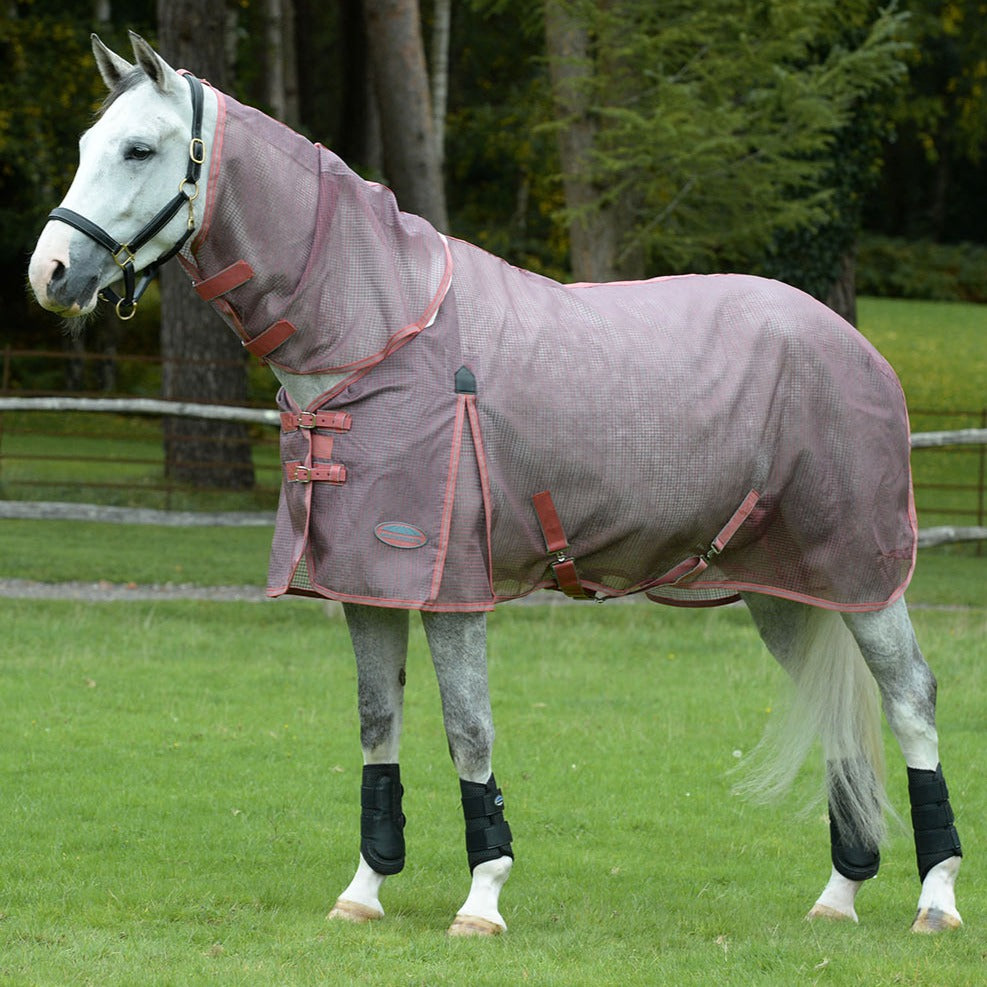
[{"x1": 47, "y1": 73, "x2": 205, "y2": 320}]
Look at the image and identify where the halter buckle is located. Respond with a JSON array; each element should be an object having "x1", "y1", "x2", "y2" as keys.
[
  {"x1": 112, "y1": 244, "x2": 137, "y2": 270},
  {"x1": 189, "y1": 137, "x2": 206, "y2": 165}
]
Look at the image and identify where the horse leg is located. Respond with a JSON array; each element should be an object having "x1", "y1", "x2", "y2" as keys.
[
  {"x1": 842, "y1": 599, "x2": 963, "y2": 933},
  {"x1": 742, "y1": 594, "x2": 886, "y2": 924},
  {"x1": 421, "y1": 610, "x2": 514, "y2": 937},
  {"x1": 329, "y1": 603, "x2": 410, "y2": 923}
]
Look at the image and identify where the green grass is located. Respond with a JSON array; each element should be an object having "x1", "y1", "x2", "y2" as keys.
[
  {"x1": 857, "y1": 297, "x2": 987, "y2": 535},
  {"x1": 0, "y1": 518, "x2": 273, "y2": 586},
  {"x1": 856, "y1": 297, "x2": 987, "y2": 413},
  {"x1": 0, "y1": 601, "x2": 983, "y2": 985}
]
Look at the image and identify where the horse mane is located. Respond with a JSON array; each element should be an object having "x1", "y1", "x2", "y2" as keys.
[{"x1": 94, "y1": 67, "x2": 146, "y2": 120}]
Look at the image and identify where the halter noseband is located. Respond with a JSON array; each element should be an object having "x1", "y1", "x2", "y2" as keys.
[{"x1": 48, "y1": 73, "x2": 205, "y2": 321}]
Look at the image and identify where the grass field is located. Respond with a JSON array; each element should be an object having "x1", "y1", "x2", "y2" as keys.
[
  {"x1": 0, "y1": 295, "x2": 984, "y2": 983},
  {"x1": 0, "y1": 600, "x2": 984, "y2": 985}
]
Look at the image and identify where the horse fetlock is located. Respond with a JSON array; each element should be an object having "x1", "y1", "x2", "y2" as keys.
[
  {"x1": 808, "y1": 866, "x2": 862, "y2": 924},
  {"x1": 360, "y1": 763, "x2": 406, "y2": 875},
  {"x1": 913, "y1": 856, "x2": 962, "y2": 933},
  {"x1": 451, "y1": 856, "x2": 513, "y2": 935}
]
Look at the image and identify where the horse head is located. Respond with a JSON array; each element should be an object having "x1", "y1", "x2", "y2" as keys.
[{"x1": 28, "y1": 33, "x2": 215, "y2": 320}]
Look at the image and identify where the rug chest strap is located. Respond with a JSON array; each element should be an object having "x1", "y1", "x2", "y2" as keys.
[{"x1": 532, "y1": 490, "x2": 588, "y2": 598}]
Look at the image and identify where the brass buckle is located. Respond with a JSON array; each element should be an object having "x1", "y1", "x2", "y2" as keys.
[
  {"x1": 112, "y1": 244, "x2": 137, "y2": 269},
  {"x1": 189, "y1": 137, "x2": 206, "y2": 165},
  {"x1": 291, "y1": 465, "x2": 311, "y2": 483}
]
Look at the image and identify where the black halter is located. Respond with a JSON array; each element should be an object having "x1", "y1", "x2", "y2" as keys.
[{"x1": 48, "y1": 73, "x2": 205, "y2": 320}]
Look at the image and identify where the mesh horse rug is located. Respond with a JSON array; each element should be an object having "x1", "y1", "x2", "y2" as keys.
[{"x1": 179, "y1": 85, "x2": 916, "y2": 614}]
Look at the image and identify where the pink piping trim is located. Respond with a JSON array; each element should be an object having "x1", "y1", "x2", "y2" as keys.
[
  {"x1": 465, "y1": 396, "x2": 496, "y2": 597},
  {"x1": 428, "y1": 395, "x2": 468, "y2": 602}
]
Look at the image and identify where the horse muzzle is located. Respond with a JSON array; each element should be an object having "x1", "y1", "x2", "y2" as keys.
[{"x1": 28, "y1": 226, "x2": 102, "y2": 317}]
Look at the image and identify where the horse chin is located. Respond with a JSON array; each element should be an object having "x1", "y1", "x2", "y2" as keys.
[{"x1": 60, "y1": 306, "x2": 98, "y2": 339}]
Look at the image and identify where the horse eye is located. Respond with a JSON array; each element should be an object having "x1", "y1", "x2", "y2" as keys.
[{"x1": 124, "y1": 144, "x2": 154, "y2": 162}]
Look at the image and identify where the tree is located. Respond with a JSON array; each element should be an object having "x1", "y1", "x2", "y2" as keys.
[
  {"x1": 363, "y1": 0, "x2": 449, "y2": 229},
  {"x1": 544, "y1": 0, "x2": 909, "y2": 299},
  {"x1": 865, "y1": 0, "x2": 987, "y2": 242},
  {"x1": 157, "y1": 1, "x2": 255, "y2": 489}
]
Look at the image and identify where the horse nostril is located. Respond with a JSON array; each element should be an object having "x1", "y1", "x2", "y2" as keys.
[{"x1": 51, "y1": 260, "x2": 66, "y2": 284}]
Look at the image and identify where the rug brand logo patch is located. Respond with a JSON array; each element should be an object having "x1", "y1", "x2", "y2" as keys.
[{"x1": 374, "y1": 521, "x2": 428, "y2": 549}]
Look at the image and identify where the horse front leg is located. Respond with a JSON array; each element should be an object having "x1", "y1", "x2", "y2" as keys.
[
  {"x1": 421, "y1": 610, "x2": 514, "y2": 936},
  {"x1": 329, "y1": 603, "x2": 410, "y2": 923}
]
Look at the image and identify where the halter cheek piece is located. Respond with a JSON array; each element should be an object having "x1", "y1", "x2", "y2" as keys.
[{"x1": 47, "y1": 73, "x2": 205, "y2": 321}]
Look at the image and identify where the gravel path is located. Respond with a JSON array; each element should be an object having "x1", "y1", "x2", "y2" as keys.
[{"x1": 0, "y1": 579, "x2": 271, "y2": 602}]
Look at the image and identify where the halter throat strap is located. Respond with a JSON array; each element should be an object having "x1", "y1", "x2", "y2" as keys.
[{"x1": 47, "y1": 73, "x2": 205, "y2": 320}]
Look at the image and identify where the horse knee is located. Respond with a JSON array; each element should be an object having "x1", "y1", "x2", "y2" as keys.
[
  {"x1": 359, "y1": 706, "x2": 398, "y2": 754},
  {"x1": 447, "y1": 718, "x2": 495, "y2": 779}
]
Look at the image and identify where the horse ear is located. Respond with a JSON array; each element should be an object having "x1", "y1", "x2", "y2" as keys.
[
  {"x1": 128, "y1": 31, "x2": 180, "y2": 96},
  {"x1": 91, "y1": 34, "x2": 133, "y2": 91}
]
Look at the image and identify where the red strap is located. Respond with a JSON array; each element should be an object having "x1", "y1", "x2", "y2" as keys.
[
  {"x1": 551, "y1": 558, "x2": 585, "y2": 598},
  {"x1": 194, "y1": 260, "x2": 254, "y2": 301},
  {"x1": 245, "y1": 319, "x2": 297, "y2": 358},
  {"x1": 532, "y1": 490, "x2": 588, "y2": 598},
  {"x1": 710, "y1": 489, "x2": 761, "y2": 554},
  {"x1": 532, "y1": 490, "x2": 569, "y2": 554},
  {"x1": 279, "y1": 410, "x2": 353, "y2": 432},
  {"x1": 285, "y1": 461, "x2": 347, "y2": 484}
]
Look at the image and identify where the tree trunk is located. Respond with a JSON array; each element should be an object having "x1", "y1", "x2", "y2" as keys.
[
  {"x1": 157, "y1": 1, "x2": 255, "y2": 490},
  {"x1": 825, "y1": 247, "x2": 858, "y2": 326},
  {"x1": 363, "y1": 0, "x2": 448, "y2": 229},
  {"x1": 430, "y1": 0, "x2": 451, "y2": 176},
  {"x1": 264, "y1": 0, "x2": 300, "y2": 129},
  {"x1": 544, "y1": 0, "x2": 627, "y2": 282}
]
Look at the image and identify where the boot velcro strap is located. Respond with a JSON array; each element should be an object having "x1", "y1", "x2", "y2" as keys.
[
  {"x1": 461, "y1": 790, "x2": 505, "y2": 820},
  {"x1": 909, "y1": 773, "x2": 950, "y2": 807},
  {"x1": 466, "y1": 818, "x2": 513, "y2": 855},
  {"x1": 912, "y1": 800, "x2": 955, "y2": 831}
]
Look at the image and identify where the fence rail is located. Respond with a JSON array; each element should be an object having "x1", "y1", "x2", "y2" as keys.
[{"x1": 1, "y1": 395, "x2": 985, "y2": 547}]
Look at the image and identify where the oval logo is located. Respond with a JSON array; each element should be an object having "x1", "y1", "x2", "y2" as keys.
[{"x1": 374, "y1": 521, "x2": 428, "y2": 550}]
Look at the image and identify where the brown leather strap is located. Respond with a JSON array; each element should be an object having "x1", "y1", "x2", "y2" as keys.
[
  {"x1": 532, "y1": 490, "x2": 568, "y2": 554},
  {"x1": 245, "y1": 319, "x2": 297, "y2": 358},
  {"x1": 532, "y1": 490, "x2": 588, "y2": 598},
  {"x1": 279, "y1": 410, "x2": 353, "y2": 432},
  {"x1": 710, "y1": 489, "x2": 761, "y2": 555},
  {"x1": 285, "y1": 461, "x2": 347, "y2": 484},
  {"x1": 194, "y1": 259, "x2": 254, "y2": 301}
]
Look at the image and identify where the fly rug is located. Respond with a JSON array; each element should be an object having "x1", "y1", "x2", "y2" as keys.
[{"x1": 29, "y1": 33, "x2": 964, "y2": 937}]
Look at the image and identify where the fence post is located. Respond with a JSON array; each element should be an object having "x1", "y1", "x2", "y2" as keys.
[{"x1": 978, "y1": 408, "x2": 986, "y2": 557}]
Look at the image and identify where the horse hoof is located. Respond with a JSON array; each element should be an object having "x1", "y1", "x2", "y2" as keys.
[
  {"x1": 807, "y1": 903, "x2": 858, "y2": 923},
  {"x1": 911, "y1": 907, "x2": 962, "y2": 934},
  {"x1": 328, "y1": 898, "x2": 384, "y2": 923},
  {"x1": 447, "y1": 914, "x2": 505, "y2": 937}
]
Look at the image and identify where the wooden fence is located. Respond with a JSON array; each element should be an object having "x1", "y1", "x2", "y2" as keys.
[{"x1": 0, "y1": 395, "x2": 985, "y2": 548}]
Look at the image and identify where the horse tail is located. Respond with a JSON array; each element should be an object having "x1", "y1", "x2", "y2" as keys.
[{"x1": 736, "y1": 606, "x2": 889, "y2": 850}]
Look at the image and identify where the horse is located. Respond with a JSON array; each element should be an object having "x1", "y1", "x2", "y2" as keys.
[{"x1": 29, "y1": 33, "x2": 963, "y2": 936}]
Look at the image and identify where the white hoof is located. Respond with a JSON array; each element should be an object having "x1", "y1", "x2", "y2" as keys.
[
  {"x1": 448, "y1": 914, "x2": 505, "y2": 937},
  {"x1": 911, "y1": 907, "x2": 962, "y2": 934},
  {"x1": 807, "y1": 902, "x2": 859, "y2": 923},
  {"x1": 328, "y1": 898, "x2": 384, "y2": 923}
]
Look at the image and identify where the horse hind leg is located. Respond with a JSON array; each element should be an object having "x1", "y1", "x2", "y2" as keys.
[
  {"x1": 741, "y1": 594, "x2": 887, "y2": 924},
  {"x1": 422, "y1": 610, "x2": 514, "y2": 937},
  {"x1": 329, "y1": 603, "x2": 410, "y2": 924},
  {"x1": 842, "y1": 599, "x2": 963, "y2": 932}
]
